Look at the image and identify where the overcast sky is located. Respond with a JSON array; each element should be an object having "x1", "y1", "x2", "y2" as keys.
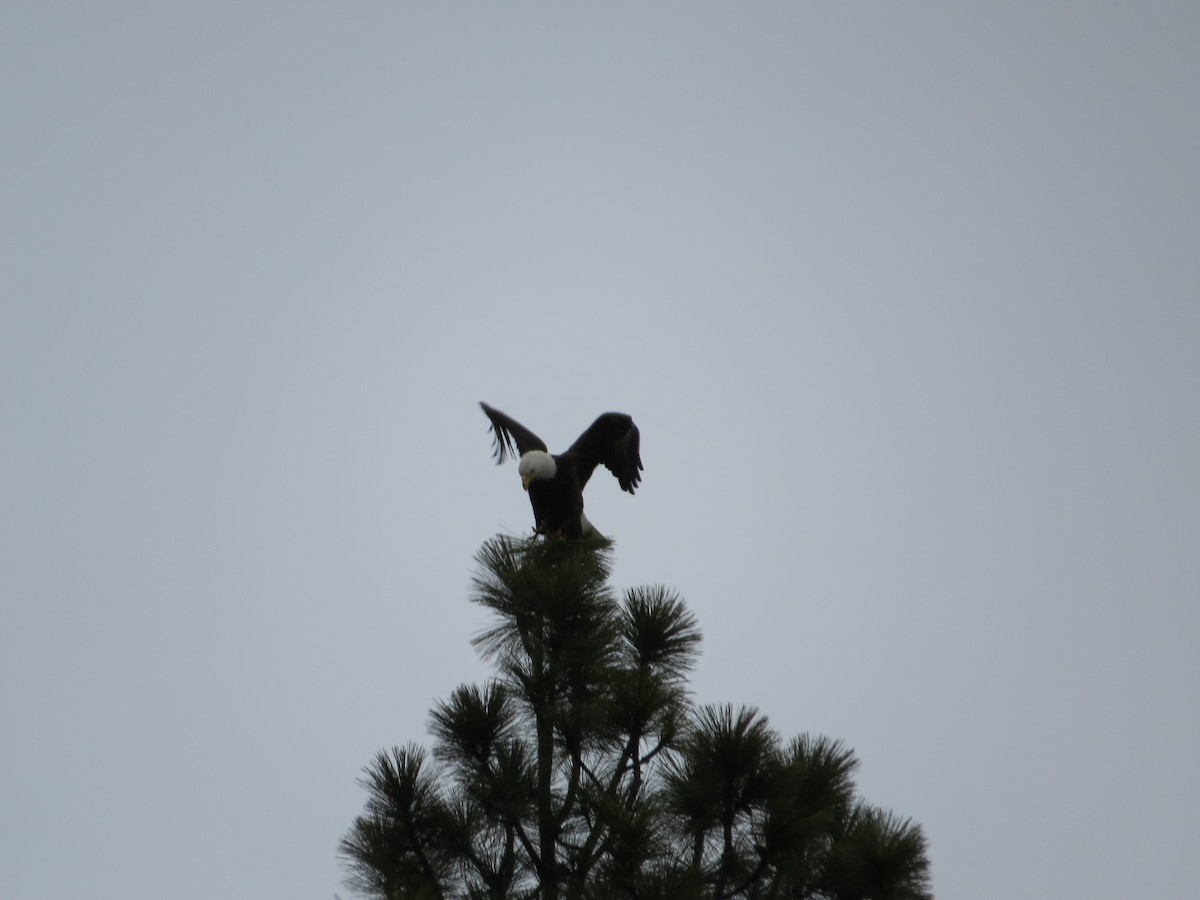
[{"x1": 3, "y1": 4, "x2": 1198, "y2": 899}]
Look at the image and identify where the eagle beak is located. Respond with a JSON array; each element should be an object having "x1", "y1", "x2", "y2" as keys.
[{"x1": 521, "y1": 474, "x2": 532, "y2": 491}]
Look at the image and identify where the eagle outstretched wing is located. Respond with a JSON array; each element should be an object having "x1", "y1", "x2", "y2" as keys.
[
  {"x1": 568, "y1": 413, "x2": 643, "y2": 493},
  {"x1": 479, "y1": 403, "x2": 549, "y2": 465}
]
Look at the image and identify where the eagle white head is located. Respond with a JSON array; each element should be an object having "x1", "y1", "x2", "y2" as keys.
[{"x1": 518, "y1": 450, "x2": 557, "y2": 490}]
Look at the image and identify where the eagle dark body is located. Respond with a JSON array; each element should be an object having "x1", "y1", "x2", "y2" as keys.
[
  {"x1": 480, "y1": 402, "x2": 642, "y2": 539},
  {"x1": 525, "y1": 455, "x2": 588, "y2": 539}
]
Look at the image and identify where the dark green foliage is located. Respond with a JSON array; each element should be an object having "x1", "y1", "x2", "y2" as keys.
[
  {"x1": 340, "y1": 536, "x2": 932, "y2": 900},
  {"x1": 339, "y1": 745, "x2": 457, "y2": 900},
  {"x1": 822, "y1": 805, "x2": 933, "y2": 900}
]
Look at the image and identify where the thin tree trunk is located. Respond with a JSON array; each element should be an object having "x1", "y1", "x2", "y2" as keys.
[{"x1": 532, "y1": 611, "x2": 559, "y2": 900}]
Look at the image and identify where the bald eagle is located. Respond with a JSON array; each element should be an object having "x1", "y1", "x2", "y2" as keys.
[{"x1": 480, "y1": 402, "x2": 642, "y2": 539}]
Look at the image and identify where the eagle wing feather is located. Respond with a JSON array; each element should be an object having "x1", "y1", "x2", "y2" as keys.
[
  {"x1": 479, "y1": 403, "x2": 549, "y2": 465},
  {"x1": 568, "y1": 413, "x2": 643, "y2": 494}
]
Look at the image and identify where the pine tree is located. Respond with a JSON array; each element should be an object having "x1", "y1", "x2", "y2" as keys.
[{"x1": 340, "y1": 536, "x2": 931, "y2": 900}]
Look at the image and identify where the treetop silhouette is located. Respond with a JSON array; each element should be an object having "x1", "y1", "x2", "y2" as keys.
[{"x1": 341, "y1": 535, "x2": 931, "y2": 899}]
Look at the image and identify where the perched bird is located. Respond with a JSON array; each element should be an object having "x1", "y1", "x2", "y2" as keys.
[{"x1": 480, "y1": 402, "x2": 642, "y2": 539}]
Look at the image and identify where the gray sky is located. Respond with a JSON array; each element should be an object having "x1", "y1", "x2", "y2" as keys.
[{"x1": 3, "y1": 4, "x2": 1197, "y2": 898}]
